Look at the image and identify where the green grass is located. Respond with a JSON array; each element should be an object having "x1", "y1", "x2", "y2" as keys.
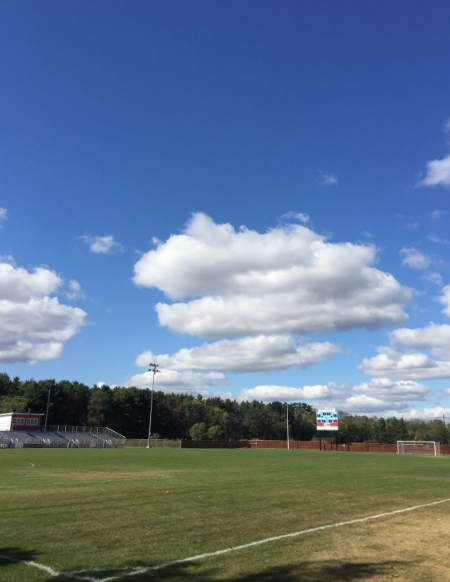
[{"x1": 1, "y1": 448, "x2": 449, "y2": 582}]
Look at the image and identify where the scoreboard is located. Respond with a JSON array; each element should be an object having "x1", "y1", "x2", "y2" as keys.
[{"x1": 316, "y1": 409, "x2": 338, "y2": 431}]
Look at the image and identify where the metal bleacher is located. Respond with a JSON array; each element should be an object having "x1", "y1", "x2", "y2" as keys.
[{"x1": 0, "y1": 426, "x2": 125, "y2": 449}]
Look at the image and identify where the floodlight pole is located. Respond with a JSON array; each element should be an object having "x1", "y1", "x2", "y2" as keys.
[
  {"x1": 44, "y1": 389, "x2": 51, "y2": 431},
  {"x1": 147, "y1": 363, "x2": 161, "y2": 448},
  {"x1": 286, "y1": 402, "x2": 290, "y2": 450}
]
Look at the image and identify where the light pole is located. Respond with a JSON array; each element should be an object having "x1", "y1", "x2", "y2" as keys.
[
  {"x1": 44, "y1": 389, "x2": 51, "y2": 431},
  {"x1": 147, "y1": 363, "x2": 162, "y2": 448},
  {"x1": 286, "y1": 402, "x2": 290, "y2": 450}
]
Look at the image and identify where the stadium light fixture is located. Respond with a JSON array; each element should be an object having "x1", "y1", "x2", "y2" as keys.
[{"x1": 147, "y1": 363, "x2": 162, "y2": 448}]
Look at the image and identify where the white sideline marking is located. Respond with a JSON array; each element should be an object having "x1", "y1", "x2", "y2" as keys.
[
  {"x1": 1, "y1": 498, "x2": 449, "y2": 582},
  {"x1": 28, "y1": 463, "x2": 35, "y2": 468},
  {"x1": 0, "y1": 554, "x2": 97, "y2": 581},
  {"x1": 61, "y1": 497, "x2": 450, "y2": 582}
]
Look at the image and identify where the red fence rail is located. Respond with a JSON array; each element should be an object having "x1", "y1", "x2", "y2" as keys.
[
  {"x1": 181, "y1": 440, "x2": 249, "y2": 449},
  {"x1": 248, "y1": 440, "x2": 450, "y2": 454},
  {"x1": 179, "y1": 440, "x2": 450, "y2": 454}
]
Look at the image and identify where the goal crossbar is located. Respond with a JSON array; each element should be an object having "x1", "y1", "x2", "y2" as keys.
[{"x1": 397, "y1": 441, "x2": 440, "y2": 456}]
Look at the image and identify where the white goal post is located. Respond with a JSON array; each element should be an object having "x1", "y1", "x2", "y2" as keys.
[{"x1": 397, "y1": 441, "x2": 440, "y2": 456}]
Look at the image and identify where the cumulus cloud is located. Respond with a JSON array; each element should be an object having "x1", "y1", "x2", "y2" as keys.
[
  {"x1": 281, "y1": 212, "x2": 310, "y2": 224},
  {"x1": 135, "y1": 336, "x2": 342, "y2": 374},
  {"x1": 390, "y1": 323, "x2": 450, "y2": 359},
  {"x1": 81, "y1": 235, "x2": 124, "y2": 254},
  {"x1": 354, "y1": 378, "x2": 429, "y2": 401},
  {"x1": 400, "y1": 247, "x2": 431, "y2": 269},
  {"x1": 440, "y1": 285, "x2": 450, "y2": 316},
  {"x1": 0, "y1": 261, "x2": 87, "y2": 364},
  {"x1": 337, "y1": 394, "x2": 409, "y2": 414},
  {"x1": 238, "y1": 380, "x2": 419, "y2": 415},
  {"x1": 418, "y1": 153, "x2": 450, "y2": 187},
  {"x1": 240, "y1": 384, "x2": 335, "y2": 403},
  {"x1": 65, "y1": 280, "x2": 85, "y2": 300},
  {"x1": 359, "y1": 347, "x2": 450, "y2": 381},
  {"x1": 319, "y1": 173, "x2": 338, "y2": 186},
  {"x1": 133, "y1": 213, "x2": 410, "y2": 338},
  {"x1": 393, "y1": 406, "x2": 450, "y2": 421},
  {"x1": 119, "y1": 369, "x2": 232, "y2": 398}
]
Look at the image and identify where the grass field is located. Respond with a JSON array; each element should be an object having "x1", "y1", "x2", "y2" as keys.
[{"x1": 1, "y1": 448, "x2": 450, "y2": 582}]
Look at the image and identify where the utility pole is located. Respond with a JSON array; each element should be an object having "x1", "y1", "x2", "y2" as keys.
[
  {"x1": 286, "y1": 402, "x2": 290, "y2": 450},
  {"x1": 147, "y1": 363, "x2": 162, "y2": 448},
  {"x1": 44, "y1": 389, "x2": 51, "y2": 431}
]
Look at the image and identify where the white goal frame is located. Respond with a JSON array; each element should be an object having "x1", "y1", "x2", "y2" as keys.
[{"x1": 397, "y1": 441, "x2": 440, "y2": 456}]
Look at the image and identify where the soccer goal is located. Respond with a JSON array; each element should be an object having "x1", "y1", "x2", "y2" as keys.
[{"x1": 397, "y1": 441, "x2": 440, "y2": 456}]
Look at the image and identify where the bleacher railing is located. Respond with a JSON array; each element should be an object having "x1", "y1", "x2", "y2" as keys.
[{"x1": 46, "y1": 426, "x2": 126, "y2": 442}]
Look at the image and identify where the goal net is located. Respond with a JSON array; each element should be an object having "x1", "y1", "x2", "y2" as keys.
[{"x1": 397, "y1": 441, "x2": 440, "y2": 456}]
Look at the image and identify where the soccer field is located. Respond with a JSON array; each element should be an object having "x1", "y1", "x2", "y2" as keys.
[{"x1": 1, "y1": 448, "x2": 449, "y2": 582}]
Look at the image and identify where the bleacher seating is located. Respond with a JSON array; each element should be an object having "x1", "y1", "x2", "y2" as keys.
[{"x1": 0, "y1": 426, "x2": 126, "y2": 448}]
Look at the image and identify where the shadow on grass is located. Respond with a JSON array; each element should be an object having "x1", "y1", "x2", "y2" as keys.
[
  {"x1": 0, "y1": 547, "x2": 37, "y2": 566},
  {"x1": 80, "y1": 559, "x2": 409, "y2": 582}
]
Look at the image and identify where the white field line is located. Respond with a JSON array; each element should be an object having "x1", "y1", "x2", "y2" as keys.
[
  {"x1": 62, "y1": 497, "x2": 450, "y2": 582},
  {"x1": 0, "y1": 555, "x2": 98, "y2": 582},
  {"x1": 1, "y1": 498, "x2": 449, "y2": 582}
]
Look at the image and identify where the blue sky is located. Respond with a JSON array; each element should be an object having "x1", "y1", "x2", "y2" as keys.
[{"x1": 1, "y1": 1, "x2": 450, "y2": 419}]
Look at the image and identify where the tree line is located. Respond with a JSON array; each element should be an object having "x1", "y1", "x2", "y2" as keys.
[{"x1": 0, "y1": 374, "x2": 448, "y2": 444}]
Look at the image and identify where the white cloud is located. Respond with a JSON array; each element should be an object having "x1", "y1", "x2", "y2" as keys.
[
  {"x1": 422, "y1": 272, "x2": 443, "y2": 286},
  {"x1": 0, "y1": 262, "x2": 61, "y2": 302},
  {"x1": 319, "y1": 173, "x2": 338, "y2": 186},
  {"x1": 359, "y1": 347, "x2": 450, "y2": 381},
  {"x1": 445, "y1": 118, "x2": 450, "y2": 142},
  {"x1": 0, "y1": 261, "x2": 87, "y2": 364},
  {"x1": 240, "y1": 384, "x2": 335, "y2": 403},
  {"x1": 120, "y1": 369, "x2": 232, "y2": 398},
  {"x1": 428, "y1": 234, "x2": 448, "y2": 244},
  {"x1": 400, "y1": 247, "x2": 431, "y2": 269},
  {"x1": 440, "y1": 285, "x2": 450, "y2": 316},
  {"x1": 338, "y1": 394, "x2": 409, "y2": 414},
  {"x1": 238, "y1": 381, "x2": 417, "y2": 415},
  {"x1": 281, "y1": 212, "x2": 310, "y2": 224},
  {"x1": 442, "y1": 388, "x2": 450, "y2": 396},
  {"x1": 390, "y1": 323, "x2": 450, "y2": 359},
  {"x1": 354, "y1": 378, "x2": 429, "y2": 401},
  {"x1": 134, "y1": 213, "x2": 410, "y2": 338},
  {"x1": 65, "y1": 280, "x2": 85, "y2": 300},
  {"x1": 418, "y1": 153, "x2": 450, "y2": 187},
  {"x1": 135, "y1": 336, "x2": 342, "y2": 374},
  {"x1": 394, "y1": 407, "x2": 450, "y2": 421},
  {"x1": 0, "y1": 207, "x2": 7, "y2": 227},
  {"x1": 430, "y1": 209, "x2": 448, "y2": 220},
  {"x1": 81, "y1": 235, "x2": 124, "y2": 254}
]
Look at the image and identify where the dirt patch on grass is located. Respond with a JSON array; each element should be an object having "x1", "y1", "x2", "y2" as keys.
[{"x1": 294, "y1": 504, "x2": 450, "y2": 582}]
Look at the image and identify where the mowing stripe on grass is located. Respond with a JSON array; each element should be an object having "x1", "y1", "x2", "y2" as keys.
[{"x1": 2, "y1": 498, "x2": 449, "y2": 582}]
